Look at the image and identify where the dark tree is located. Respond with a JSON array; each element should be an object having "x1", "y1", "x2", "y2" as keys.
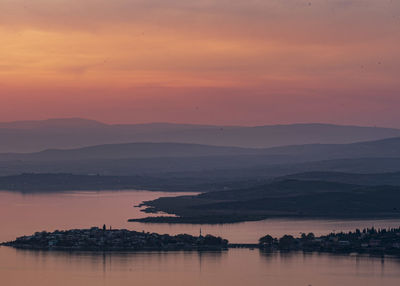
[{"x1": 259, "y1": 235, "x2": 274, "y2": 245}]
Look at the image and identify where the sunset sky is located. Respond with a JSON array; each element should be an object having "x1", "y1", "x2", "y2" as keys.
[{"x1": 1, "y1": 0, "x2": 400, "y2": 126}]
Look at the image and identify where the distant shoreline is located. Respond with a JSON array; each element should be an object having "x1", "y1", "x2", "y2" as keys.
[
  {"x1": 129, "y1": 214, "x2": 400, "y2": 225},
  {"x1": 130, "y1": 179, "x2": 400, "y2": 224}
]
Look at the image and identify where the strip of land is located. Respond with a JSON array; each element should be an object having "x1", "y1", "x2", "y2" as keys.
[{"x1": 130, "y1": 179, "x2": 400, "y2": 224}]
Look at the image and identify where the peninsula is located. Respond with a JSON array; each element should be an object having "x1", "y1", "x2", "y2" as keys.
[{"x1": 130, "y1": 180, "x2": 400, "y2": 224}]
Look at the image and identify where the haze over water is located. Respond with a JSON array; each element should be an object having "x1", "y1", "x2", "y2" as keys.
[{"x1": 1, "y1": 190, "x2": 400, "y2": 286}]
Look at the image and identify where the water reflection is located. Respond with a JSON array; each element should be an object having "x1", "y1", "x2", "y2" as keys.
[
  {"x1": 2, "y1": 245, "x2": 400, "y2": 286},
  {"x1": 11, "y1": 248, "x2": 227, "y2": 273},
  {"x1": 1, "y1": 190, "x2": 400, "y2": 244},
  {"x1": 2, "y1": 190, "x2": 400, "y2": 285}
]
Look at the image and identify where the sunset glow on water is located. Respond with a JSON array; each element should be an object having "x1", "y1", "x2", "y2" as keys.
[{"x1": 1, "y1": 1, "x2": 400, "y2": 285}]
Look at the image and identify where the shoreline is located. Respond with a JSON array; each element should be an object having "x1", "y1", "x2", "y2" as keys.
[
  {"x1": 129, "y1": 214, "x2": 400, "y2": 225},
  {"x1": 3, "y1": 227, "x2": 400, "y2": 257},
  {"x1": 3, "y1": 243, "x2": 399, "y2": 258},
  {"x1": 1, "y1": 228, "x2": 228, "y2": 252}
]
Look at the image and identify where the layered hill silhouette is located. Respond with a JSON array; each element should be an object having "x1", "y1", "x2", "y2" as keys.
[
  {"x1": 1, "y1": 119, "x2": 400, "y2": 193},
  {"x1": 2, "y1": 118, "x2": 400, "y2": 224},
  {"x1": 1, "y1": 118, "x2": 400, "y2": 152},
  {"x1": 1, "y1": 136, "x2": 400, "y2": 163},
  {"x1": 0, "y1": 137, "x2": 399, "y2": 188},
  {"x1": 0, "y1": 143, "x2": 259, "y2": 161}
]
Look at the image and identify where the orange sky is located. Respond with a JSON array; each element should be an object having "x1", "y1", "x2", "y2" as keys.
[{"x1": 0, "y1": 0, "x2": 400, "y2": 126}]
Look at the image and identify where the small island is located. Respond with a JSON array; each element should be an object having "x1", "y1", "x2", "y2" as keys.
[
  {"x1": 1, "y1": 227, "x2": 228, "y2": 251},
  {"x1": 258, "y1": 227, "x2": 400, "y2": 256}
]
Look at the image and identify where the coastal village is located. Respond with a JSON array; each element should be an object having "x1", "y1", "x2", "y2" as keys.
[
  {"x1": 259, "y1": 227, "x2": 400, "y2": 255},
  {"x1": 3, "y1": 226, "x2": 400, "y2": 256},
  {"x1": 2, "y1": 226, "x2": 228, "y2": 251}
]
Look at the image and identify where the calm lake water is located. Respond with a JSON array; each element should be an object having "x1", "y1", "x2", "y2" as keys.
[{"x1": 1, "y1": 190, "x2": 400, "y2": 286}]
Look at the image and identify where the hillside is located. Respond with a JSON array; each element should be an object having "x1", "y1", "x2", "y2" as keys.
[{"x1": 131, "y1": 180, "x2": 400, "y2": 223}]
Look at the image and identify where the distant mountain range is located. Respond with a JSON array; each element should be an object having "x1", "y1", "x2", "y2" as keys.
[
  {"x1": 2, "y1": 118, "x2": 400, "y2": 223},
  {"x1": 1, "y1": 118, "x2": 400, "y2": 152},
  {"x1": 1, "y1": 118, "x2": 400, "y2": 190},
  {"x1": 0, "y1": 136, "x2": 398, "y2": 185},
  {"x1": 1, "y1": 136, "x2": 400, "y2": 163},
  {"x1": 0, "y1": 143, "x2": 258, "y2": 161}
]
